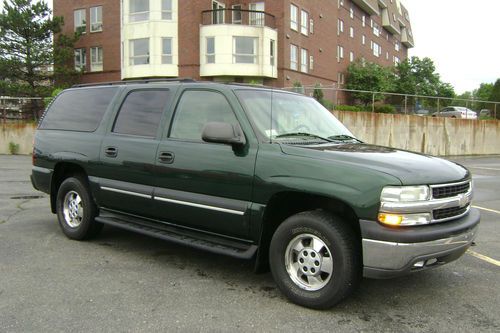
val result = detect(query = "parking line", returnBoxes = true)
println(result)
[472,205,500,215]
[469,166,500,171]
[467,250,500,267]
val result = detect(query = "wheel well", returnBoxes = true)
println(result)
[255,191,360,273]
[50,163,88,213]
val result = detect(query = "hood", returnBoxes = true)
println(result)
[280,143,469,185]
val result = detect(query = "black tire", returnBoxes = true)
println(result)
[56,176,102,240]
[269,210,361,309]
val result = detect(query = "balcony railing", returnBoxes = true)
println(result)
[201,9,276,29]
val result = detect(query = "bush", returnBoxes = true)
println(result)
[334,105,366,112]
[43,88,64,108]
[374,104,397,114]
[321,99,334,110]
[8,142,20,155]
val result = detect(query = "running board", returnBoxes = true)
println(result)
[95,211,258,260]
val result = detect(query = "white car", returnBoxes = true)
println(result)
[433,106,477,119]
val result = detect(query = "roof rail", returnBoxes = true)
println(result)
[72,78,196,88]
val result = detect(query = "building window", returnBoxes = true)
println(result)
[349,51,354,62]
[337,72,345,85]
[362,15,365,27]
[130,38,149,65]
[395,41,400,52]
[233,37,257,64]
[249,3,265,26]
[162,38,172,64]
[290,4,298,31]
[212,1,225,24]
[290,44,298,70]
[206,37,215,63]
[309,19,314,34]
[362,35,366,45]
[89,6,102,32]
[74,48,86,71]
[373,23,380,37]
[338,0,344,7]
[394,56,400,65]
[386,51,389,60]
[337,45,344,62]
[350,7,354,19]
[270,39,275,66]
[90,47,103,72]
[232,4,242,24]
[350,27,354,38]
[337,19,344,35]
[373,42,381,57]
[74,9,86,33]
[301,10,308,35]
[300,48,308,73]
[162,0,172,20]
[309,55,314,70]
[130,0,149,22]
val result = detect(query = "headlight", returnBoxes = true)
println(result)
[381,186,430,202]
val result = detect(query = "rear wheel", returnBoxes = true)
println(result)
[269,210,361,309]
[56,176,102,240]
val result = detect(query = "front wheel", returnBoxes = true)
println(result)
[56,176,102,240]
[269,210,361,309]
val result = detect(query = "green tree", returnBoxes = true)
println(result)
[0,0,79,96]
[313,83,324,102]
[489,79,500,119]
[346,60,396,105]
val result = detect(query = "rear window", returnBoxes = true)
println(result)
[39,87,118,131]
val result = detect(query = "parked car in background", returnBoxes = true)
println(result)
[432,106,477,119]
[479,109,491,118]
[414,109,430,117]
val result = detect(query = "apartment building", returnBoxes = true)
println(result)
[54,0,414,87]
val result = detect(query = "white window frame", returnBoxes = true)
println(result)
[301,10,308,36]
[74,9,86,33]
[309,55,314,70]
[90,46,103,72]
[129,38,150,65]
[362,35,366,45]
[300,48,308,73]
[130,0,149,22]
[90,6,102,32]
[162,0,173,20]
[212,1,225,24]
[74,48,86,71]
[395,41,400,52]
[206,37,215,64]
[309,18,314,34]
[270,39,275,66]
[337,45,344,62]
[373,42,381,57]
[349,51,354,62]
[350,7,354,19]
[290,4,298,31]
[373,23,380,37]
[162,38,173,64]
[249,3,265,26]
[232,4,242,24]
[349,26,354,38]
[290,44,298,70]
[362,15,365,27]
[337,19,344,35]
[233,36,258,64]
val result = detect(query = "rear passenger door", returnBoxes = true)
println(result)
[95,88,173,217]
[152,88,258,238]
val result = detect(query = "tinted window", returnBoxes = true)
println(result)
[170,90,238,141]
[113,90,170,137]
[40,87,118,131]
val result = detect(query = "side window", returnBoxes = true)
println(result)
[170,90,238,141]
[40,87,118,131]
[113,90,170,137]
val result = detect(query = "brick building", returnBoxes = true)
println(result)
[54,0,414,87]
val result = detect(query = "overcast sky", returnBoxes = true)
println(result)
[404,0,500,94]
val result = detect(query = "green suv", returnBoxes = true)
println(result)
[31,80,480,309]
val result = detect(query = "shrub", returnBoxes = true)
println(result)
[374,104,397,114]
[321,99,334,110]
[8,142,20,155]
[334,105,366,112]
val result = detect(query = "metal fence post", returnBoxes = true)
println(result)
[372,93,375,113]
[437,98,440,114]
[495,103,498,119]
[404,95,408,114]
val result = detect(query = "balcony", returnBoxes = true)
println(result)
[381,8,400,35]
[351,0,380,16]
[401,27,414,48]
[200,9,278,79]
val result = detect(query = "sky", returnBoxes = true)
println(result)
[404,0,500,94]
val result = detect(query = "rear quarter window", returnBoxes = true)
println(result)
[39,87,118,132]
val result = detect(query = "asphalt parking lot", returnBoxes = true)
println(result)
[0,155,499,332]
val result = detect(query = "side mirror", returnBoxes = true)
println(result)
[202,122,246,146]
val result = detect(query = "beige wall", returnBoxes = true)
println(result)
[2,114,500,156]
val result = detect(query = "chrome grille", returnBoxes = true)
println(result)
[433,205,469,221]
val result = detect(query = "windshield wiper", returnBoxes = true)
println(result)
[328,134,362,143]
[275,132,334,142]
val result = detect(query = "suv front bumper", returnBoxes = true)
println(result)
[361,208,480,279]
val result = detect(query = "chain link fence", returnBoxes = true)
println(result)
[0,97,45,125]
[283,86,500,120]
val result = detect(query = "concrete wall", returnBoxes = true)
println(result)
[1,113,500,156]
[333,111,500,156]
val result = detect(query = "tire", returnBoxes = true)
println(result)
[269,210,361,309]
[56,176,102,240]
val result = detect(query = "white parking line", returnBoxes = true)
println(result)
[468,166,500,171]
[467,250,500,267]
[472,205,500,215]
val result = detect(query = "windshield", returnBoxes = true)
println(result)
[235,89,355,143]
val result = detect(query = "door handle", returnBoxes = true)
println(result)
[158,151,174,164]
[104,146,118,158]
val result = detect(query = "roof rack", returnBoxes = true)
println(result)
[72,78,196,88]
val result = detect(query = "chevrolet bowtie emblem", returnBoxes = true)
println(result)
[458,194,469,207]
